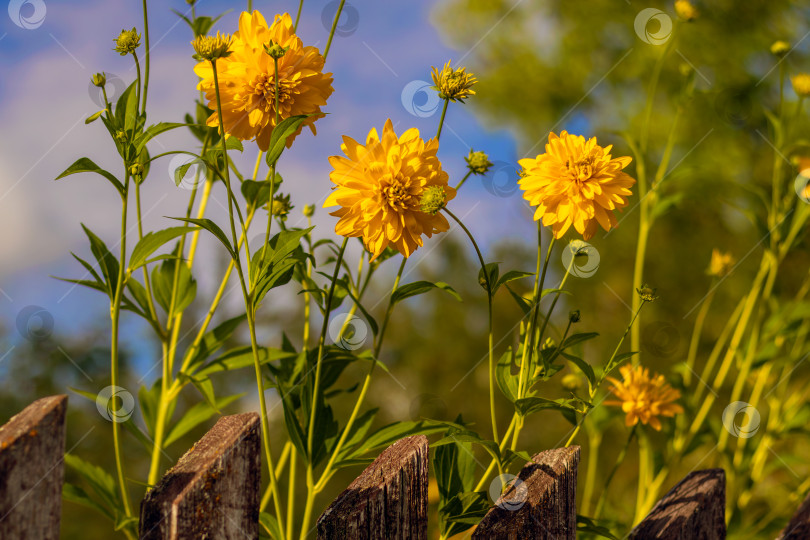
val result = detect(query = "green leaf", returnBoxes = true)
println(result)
[63,483,114,522]
[259,512,283,540]
[151,258,197,316]
[64,454,119,512]
[251,228,313,306]
[186,314,247,372]
[352,420,452,457]
[56,158,124,196]
[164,394,243,447]
[561,332,599,350]
[505,284,532,315]
[194,345,279,378]
[135,122,189,154]
[138,381,162,438]
[80,224,120,299]
[171,217,236,259]
[129,227,198,272]
[391,281,462,305]
[514,396,579,417]
[241,177,277,208]
[334,408,378,461]
[85,110,105,124]
[114,80,138,132]
[477,262,499,292]
[496,270,534,290]
[433,430,501,463]
[495,349,520,403]
[561,352,596,389]
[577,515,619,540]
[265,114,313,167]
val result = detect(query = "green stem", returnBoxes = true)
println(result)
[110,178,133,518]
[594,425,636,518]
[141,0,150,113]
[443,207,498,444]
[322,0,345,61]
[634,429,651,524]
[300,238,349,538]
[436,99,449,141]
[294,0,304,31]
[454,170,472,191]
[315,257,407,492]
[212,59,285,537]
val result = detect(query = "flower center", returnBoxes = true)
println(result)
[565,155,596,183]
[379,173,415,213]
[245,70,298,118]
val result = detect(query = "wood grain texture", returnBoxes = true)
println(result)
[139,412,261,540]
[0,394,67,540]
[630,468,725,540]
[472,445,580,540]
[777,489,810,539]
[317,435,429,540]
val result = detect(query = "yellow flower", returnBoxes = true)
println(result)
[707,249,735,278]
[605,365,683,431]
[194,12,334,151]
[674,0,698,21]
[791,74,810,98]
[431,61,477,102]
[518,131,635,240]
[192,32,233,61]
[325,119,456,260]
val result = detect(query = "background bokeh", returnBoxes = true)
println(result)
[2,0,810,538]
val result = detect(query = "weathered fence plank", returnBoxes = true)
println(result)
[630,468,725,539]
[472,445,580,540]
[0,394,67,540]
[317,434,429,540]
[777,490,810,539]
[139,412,261,540]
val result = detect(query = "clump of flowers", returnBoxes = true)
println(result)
[194,12,334,150]
[431,61,477,102]
[518,131,636,240]
[605,364,683,430]
[324,119,456,259]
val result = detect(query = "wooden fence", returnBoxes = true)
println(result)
[1,395,808,538]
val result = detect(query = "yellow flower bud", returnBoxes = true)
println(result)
[191,32,233,61]
[706,249,735,278]
[636,284,659,303]
[792,74,810,98]
[303,204,316,218]
[674,0,698,21]
[431,61,477,102]
[771,40,790,57]
[91,73,106,88]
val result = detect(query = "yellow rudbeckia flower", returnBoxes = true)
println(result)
[325,119,456,260]
[519,131,635,240]
[194,12,334,150]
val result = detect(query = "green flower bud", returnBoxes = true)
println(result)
[419,186,447,215]
[113,27,141,56]
[91,73,106,88]
[465,149,493,176]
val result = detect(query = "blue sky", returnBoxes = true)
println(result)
[0,0,541,367]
